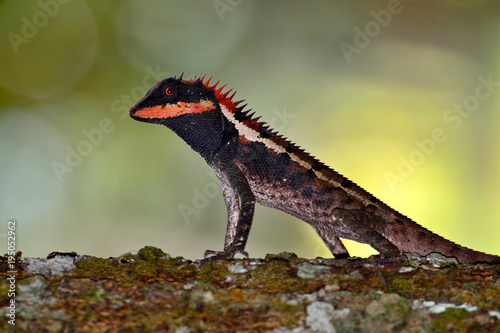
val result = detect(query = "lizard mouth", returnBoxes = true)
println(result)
[130,100,216,121]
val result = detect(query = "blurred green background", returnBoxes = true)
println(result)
[1,1,499,260]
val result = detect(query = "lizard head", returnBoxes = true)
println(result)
[128,75,220,124]
[129,74,239,161]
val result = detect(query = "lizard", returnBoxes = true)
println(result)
[128,74,500,265]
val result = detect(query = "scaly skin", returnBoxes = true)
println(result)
[129,74,500,264]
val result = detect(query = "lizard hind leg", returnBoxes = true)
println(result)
[314,228,351,259]
[330,208,400,258]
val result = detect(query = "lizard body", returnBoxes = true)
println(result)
[129,75,500,264]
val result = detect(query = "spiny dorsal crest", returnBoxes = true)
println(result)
[184,74,295,149]
[183,74,404,217]
[184,75,336,181]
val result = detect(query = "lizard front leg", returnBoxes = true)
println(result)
[205,162,255,259]
[330,208,400,258]
[212,169,240,250]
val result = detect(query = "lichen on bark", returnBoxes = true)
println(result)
[0,247,499,332]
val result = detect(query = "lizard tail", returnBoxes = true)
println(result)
[384,217,500,265]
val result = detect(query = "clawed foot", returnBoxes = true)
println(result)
[369,252,406,263]
[204,247,249,260]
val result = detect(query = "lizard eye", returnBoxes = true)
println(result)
[165,87,174,96]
